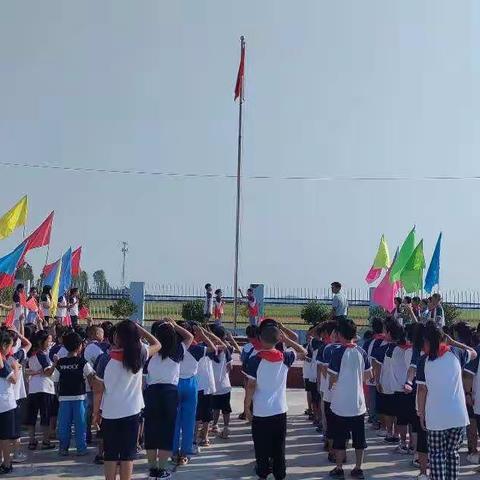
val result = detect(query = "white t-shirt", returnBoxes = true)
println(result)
[375,343,410,393]
[146,343,185,386]
[332,293,348,317]
[0,361,16,413]
[96,343,149,419]
[465,349,480,416]
[416,346,471,431]
[68,298,79,317]
[9,348,27,401]
[28,351,55,395]
[319,343,342,402]
[197,348,217,395]
[179,344,207,379]
[245,350,296,417]
[212,348,233,396]
[84,341,107,393]
[56,296,68,318]
[328,344,371,417]
[40,295,51,317]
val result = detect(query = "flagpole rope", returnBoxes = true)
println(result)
[1,161,480,182]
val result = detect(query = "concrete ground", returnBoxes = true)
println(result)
[9,388,480,479]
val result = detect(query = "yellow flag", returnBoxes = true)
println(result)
[50,261,62,316]
[0,196,28,240]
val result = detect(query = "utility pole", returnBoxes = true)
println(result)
[121,241,128,287]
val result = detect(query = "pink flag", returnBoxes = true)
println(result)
[79,307,90,319]
[63,315,72,327]
[373,270,401,312]
[365,266,382,284]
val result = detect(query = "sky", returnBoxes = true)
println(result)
[0,1,479,292]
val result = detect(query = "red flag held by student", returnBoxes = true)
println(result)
[19,292,28,308]
[25,297,38,312]
[234,37,245,101]
[63,315,72,327]
[79,306,90,319]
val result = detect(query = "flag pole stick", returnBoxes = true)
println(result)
[233,36,245,334]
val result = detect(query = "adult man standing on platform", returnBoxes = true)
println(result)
[331,282,348,320]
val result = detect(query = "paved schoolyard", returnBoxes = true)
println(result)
[9,389,480,479]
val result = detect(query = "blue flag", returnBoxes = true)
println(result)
[0,241,27,275]
[43,259,60,287]
[59,248,72,296]
[424,233,442,293]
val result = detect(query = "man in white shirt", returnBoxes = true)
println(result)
[331,282,348,320]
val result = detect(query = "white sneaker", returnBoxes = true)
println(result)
[467,453,479,464]
[395,444,410,454]
[376,430,387,437]
[416,475,429,480]
[157,470,172,479]
[12,452,27,463]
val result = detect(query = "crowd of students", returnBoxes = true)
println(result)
[1,286,480,480]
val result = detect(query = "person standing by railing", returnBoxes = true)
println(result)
[239,288,259,326]
[331,282,348,320]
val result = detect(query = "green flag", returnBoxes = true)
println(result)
[390,228,416,282]
[400,240,426,293]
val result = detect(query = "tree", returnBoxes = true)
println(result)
[15,263,34,283]
[109,298,137,319]
[182,300,205,323]
[93,270,110,293]
[73,271,89,293]
[301,301,331,326]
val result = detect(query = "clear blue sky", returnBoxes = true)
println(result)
[0,1,478,291]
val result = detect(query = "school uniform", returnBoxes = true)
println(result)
[245,349,296,480]
[196,346,216,424]
[416,346,471,479]
[371,341,396,417]
[144,343,184,451]
[327,344,371,451]
[68,297,79,328]
[12,292,24,330]
[56,296,68,322]
[465,349,480,437]
[8,347,27,439]
[361,335,385,422]
[211,347,233,414]
[318,343,342,441]
[54,356,94,453]
[213,297,224,325]
[173,344,207,455]
[26,350,55,427]
[95,344,148,461]
[0,360,18,441]
[40,295,51,324]
[247,296,259,326]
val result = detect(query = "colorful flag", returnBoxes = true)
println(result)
[79,306,90,319]
[400,240,426,293]
[234,37,245,101]
[59,248,72,295]
[24,212,53,252]
[424,233,442,293]
[63,315,72,327]
[0,196,28,241]
[43,259,60,287]
[365,235,390,284]
[71,247,82,277]
[42,261,56,278]
[390,228,416,283]
[50,261,62,317]
[19,291,28,308]
[0,242,28,288]
[25,297,38,312]
[373,249,401,312]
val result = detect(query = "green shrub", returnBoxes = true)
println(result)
[109,298,137,319]
[443,303,461,327]
[181,300,205,323]
[368,305,387,324]
[301,301,331,326]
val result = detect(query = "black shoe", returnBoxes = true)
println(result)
[0,464,13,475]
[350,468,365,479]
[94,455,104,465]
[384,436,400,444]
[148,467,159,480]
[41,442,56,450]
[329,467,345,479]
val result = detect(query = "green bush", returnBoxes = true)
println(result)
[182,300,205,323]
[443,303,461,327]
[368,305,387,324]
[109,298,137,319]
[301,301,331,326]
[0,287,14,306]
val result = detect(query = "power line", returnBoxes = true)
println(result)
[1,160,480,182]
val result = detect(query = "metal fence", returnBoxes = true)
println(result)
[84,284,480,327]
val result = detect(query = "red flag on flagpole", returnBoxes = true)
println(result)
[71,247,82,277]
[234,37,245,101]
[19,212,54,265]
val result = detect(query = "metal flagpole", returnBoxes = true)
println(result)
[233,36,245,333]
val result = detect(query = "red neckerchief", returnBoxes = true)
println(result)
[374,334,385,340]
[257,349,283,362]
[251,339,263,351]
[341,341,356,349]
[110,349,123,361]
[437,343,451,357]
[191,339,198,346]
[398,342,412,350]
